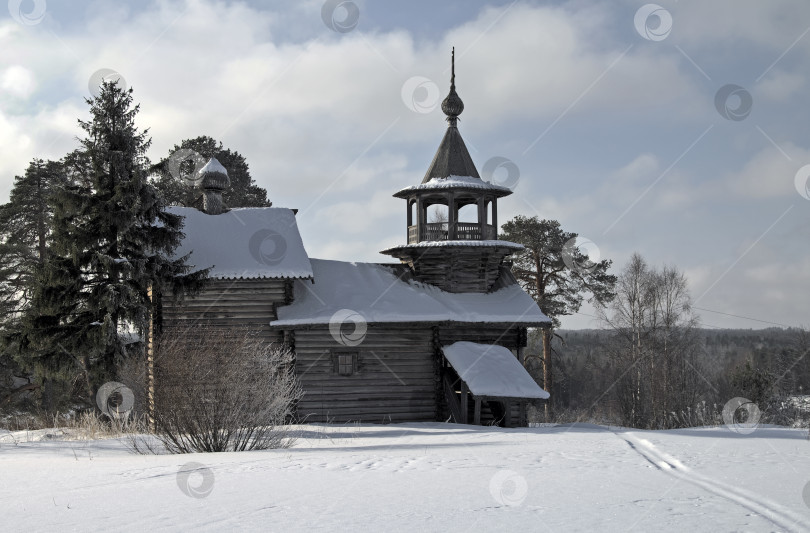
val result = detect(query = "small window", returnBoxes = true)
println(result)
[332,352,357,376]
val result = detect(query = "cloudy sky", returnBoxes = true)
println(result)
[1,0,809,330]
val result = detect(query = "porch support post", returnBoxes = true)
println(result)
[517,345,527,426]
[460,381,469,424]
[474,398,482,425]
[519,400,527,428]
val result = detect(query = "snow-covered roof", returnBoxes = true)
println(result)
[442,342,549,399]
[381,239,524,253]
[168,206,313,280]
[271,259,549,326]
[199,158,228,176]
[395,175,513,196]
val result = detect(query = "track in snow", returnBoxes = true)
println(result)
[618,432,809,532]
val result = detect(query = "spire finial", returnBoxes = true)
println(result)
[441,47,464,126]
[451,47,455,88]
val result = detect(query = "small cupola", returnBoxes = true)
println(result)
[380,49,523,293]
[198,157,230,215]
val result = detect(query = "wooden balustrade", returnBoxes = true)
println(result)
[407,223,496,243]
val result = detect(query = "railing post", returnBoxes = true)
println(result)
[416,196,425,243]
[492,198,498,238]
[477,197,485,240]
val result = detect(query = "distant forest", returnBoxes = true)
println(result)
[526,327,809,427]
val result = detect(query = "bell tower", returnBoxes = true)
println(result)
[380,49,522,293]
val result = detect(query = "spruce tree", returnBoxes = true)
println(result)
[17,81,207,403]
[150,135,271,208]
[501,216,617,421]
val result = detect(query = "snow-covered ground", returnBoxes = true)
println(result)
[2,423,809,532]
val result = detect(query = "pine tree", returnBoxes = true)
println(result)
[0,159,66,408]
[16,81,208,404]
[150,135,271,208]
[0,159,65,323]
[501,216,616,421]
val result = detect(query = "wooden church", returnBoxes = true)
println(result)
[159,53,550,426]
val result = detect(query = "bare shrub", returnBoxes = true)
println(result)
[128,326,301,453]
[765,396,810,428]
[663,401,723,429]
[0,408,147,443]
[527,404,624,427]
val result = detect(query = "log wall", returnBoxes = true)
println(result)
[290,326,437,423]
[286,324,527,424]
[382,246,516,293]
[437,325,525,349]
[160,278,533,426]
[161,278,290,345]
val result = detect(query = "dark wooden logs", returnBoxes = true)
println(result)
[381,244,516,293]
[289,326,436,423]
[161,278,289,345]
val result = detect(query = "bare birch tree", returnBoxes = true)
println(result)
[599,253,704,428]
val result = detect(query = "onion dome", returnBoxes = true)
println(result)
[198,158,229,215]
[441,47,464,125]
[199,157,230,191]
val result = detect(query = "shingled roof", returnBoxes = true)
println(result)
[422,125,481,182]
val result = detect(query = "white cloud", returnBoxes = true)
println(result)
[1,65,36,98]
[610,153,660,184]
[0,1,808,329]
[693,253,810,329]
[756,69,805,102]
[671,0,810,51]
[0,100,84,197]
[0,0,706,190]
[727,143,810,199]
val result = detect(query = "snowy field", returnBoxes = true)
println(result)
[2,423,810,532]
